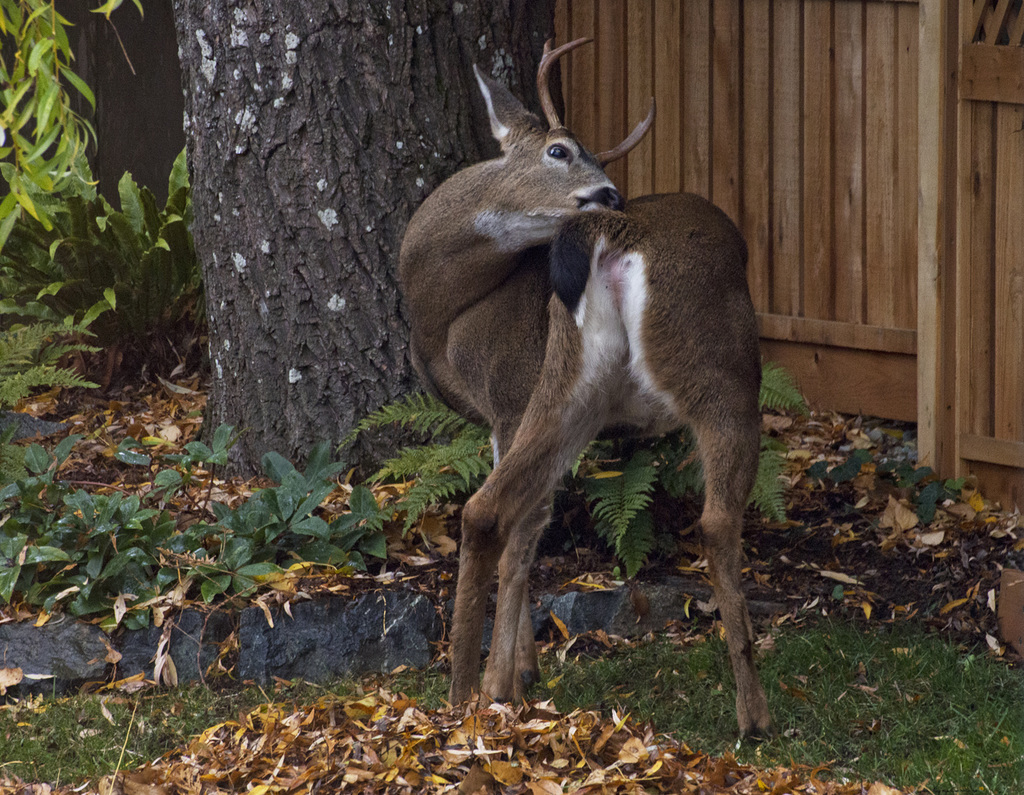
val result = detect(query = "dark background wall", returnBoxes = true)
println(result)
[64,0,185,203]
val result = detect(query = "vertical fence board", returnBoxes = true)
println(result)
[555,2,573,122]
[712,0,742,221]
[772,0,803,317]
[626,0,655,198]
[959,100,997,439]
[896,3,920,330]
[597,2,627,189]
[803,0,834,321]
[568,0,596,150]
[742,0,773,314]
[683,0,712,198]
[653,0,682,193]
[993,103,1024,441]
[864,2,898,328]
[833,1,865,324]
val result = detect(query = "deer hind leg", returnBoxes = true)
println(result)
[449,499,506,703]
[693,420,773,738]
[480,501,549,700]
[454,385,603,703]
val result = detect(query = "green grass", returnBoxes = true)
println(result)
[1,621,1020,793]
[545,620,1024,792]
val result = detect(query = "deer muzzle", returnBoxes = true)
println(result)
[577,186,624,212]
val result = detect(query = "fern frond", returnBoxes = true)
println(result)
[0,324,98,410]
[373,425,491,483]
[584,450,658,575]
[759,361,808,414]
[396,471,468,532]
[749,447,786,523]
[365,416,492,533]
[614,509,654,578]
[343,392,480,447]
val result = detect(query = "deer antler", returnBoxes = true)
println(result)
[537,37,592,129]
[597,99,656,165]
[537,37,655,162]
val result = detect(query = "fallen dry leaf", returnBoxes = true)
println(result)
[0,666,24,695]
[879,495,918,533]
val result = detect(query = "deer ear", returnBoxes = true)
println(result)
[473,65,536,145]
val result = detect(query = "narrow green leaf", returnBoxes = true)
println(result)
[27,39,50,76]
[62,67,95,109]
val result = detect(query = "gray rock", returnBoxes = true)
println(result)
[116,610,233,684]
[0,412,67,441]
[549,588,629,635]
[238,591,441,684]
[0,618,109,694]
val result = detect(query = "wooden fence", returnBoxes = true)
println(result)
[555,0,1024,509]
[953,0,1024,506]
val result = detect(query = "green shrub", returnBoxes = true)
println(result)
[0,427,387,628]
[0,149,203,378]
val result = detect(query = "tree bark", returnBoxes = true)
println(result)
[172,0,555,473]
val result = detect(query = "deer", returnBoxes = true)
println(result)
[398,38,772,738]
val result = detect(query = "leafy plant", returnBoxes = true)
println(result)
[0,0,141,249]
[808,451,966,525]
[0,149,203,376]
[583,449,659,577]
[0,427,388,628]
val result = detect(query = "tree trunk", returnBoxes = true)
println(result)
[172,0,555,474]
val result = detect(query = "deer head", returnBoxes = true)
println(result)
[464,38,653,251]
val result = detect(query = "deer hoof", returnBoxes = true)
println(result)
[739,721,775,741]
[519,668,539,691]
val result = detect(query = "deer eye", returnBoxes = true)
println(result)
[547,144,570,160]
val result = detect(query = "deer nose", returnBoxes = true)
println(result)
[580,186,624,211]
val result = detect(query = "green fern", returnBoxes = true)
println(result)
[343,391,478,447]
[348,392,492,532]
[1,322,98,486]
[750,442,787,523]
[583,450,659,577]
[760,361,808,414]
[0,323,98,410]
[749,360,805,521]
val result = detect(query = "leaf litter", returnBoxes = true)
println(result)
[2,689,902,795]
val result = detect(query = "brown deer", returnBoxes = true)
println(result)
[399,38,771,737]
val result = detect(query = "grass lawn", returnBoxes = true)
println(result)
[2,619,1019,793]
